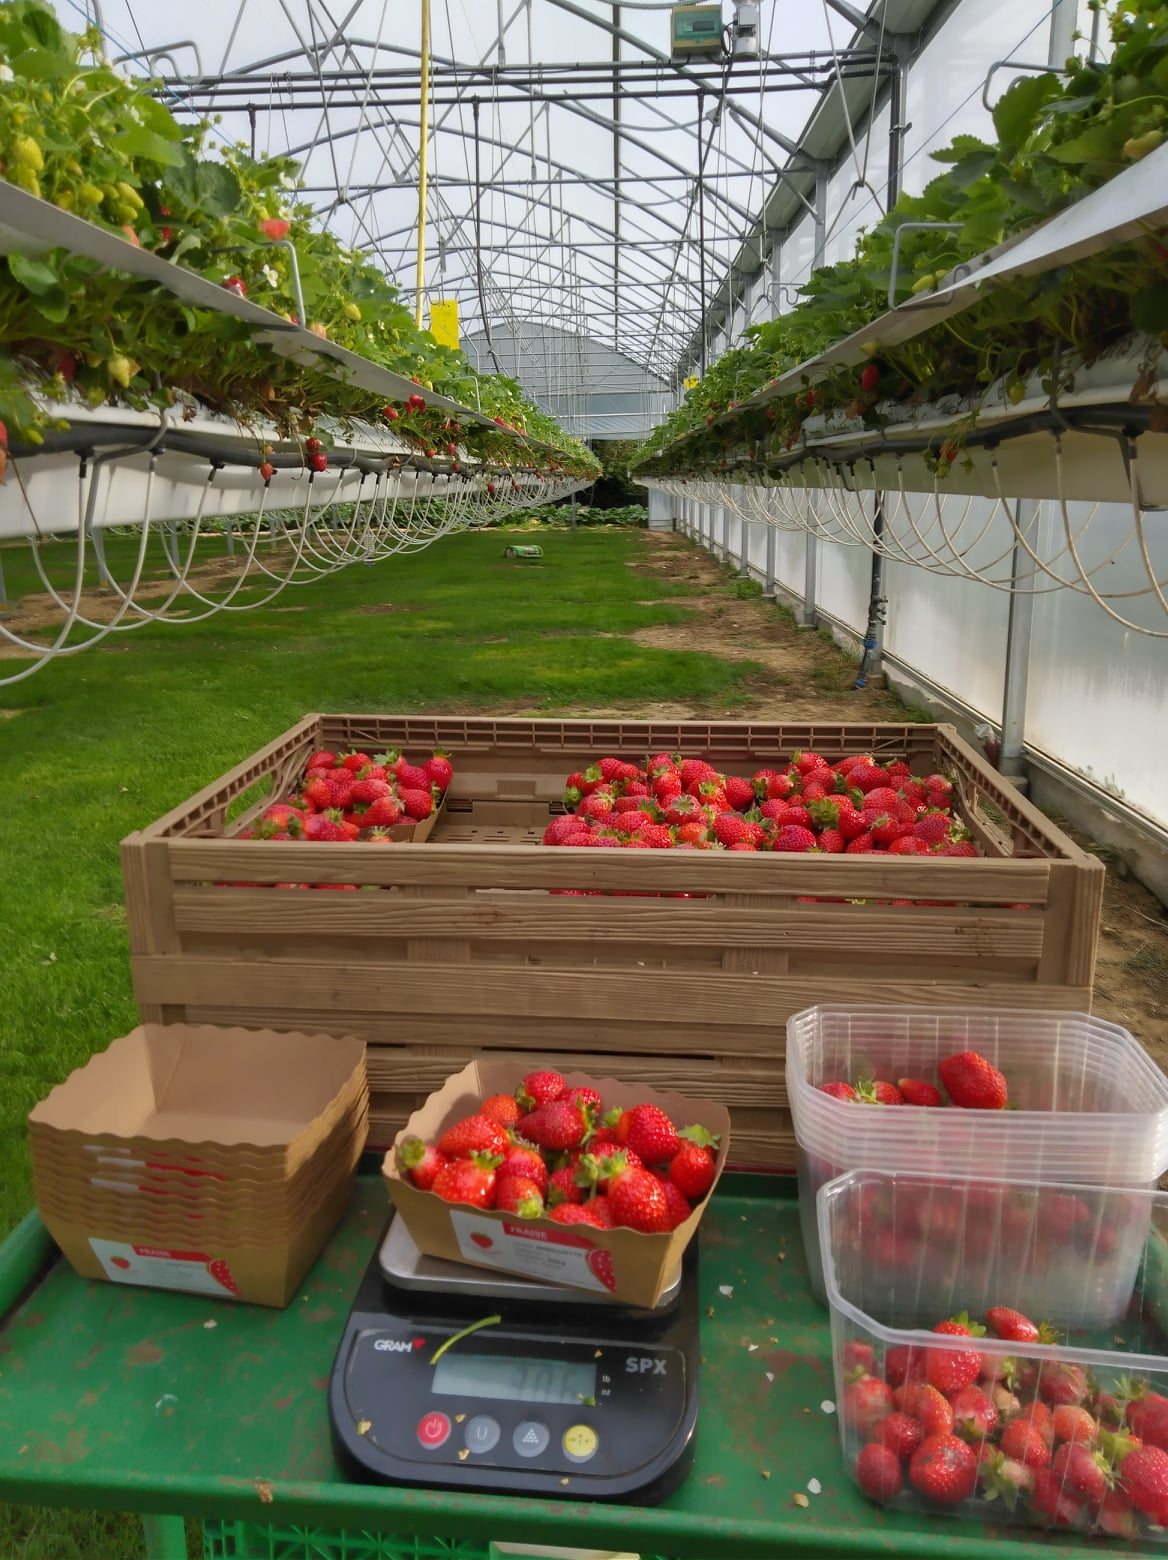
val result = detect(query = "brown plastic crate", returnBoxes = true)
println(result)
[121,715,1104,1170]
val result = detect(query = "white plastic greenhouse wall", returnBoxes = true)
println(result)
[682,0,1166,840]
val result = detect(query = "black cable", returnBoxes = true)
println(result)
[472,97,505,376]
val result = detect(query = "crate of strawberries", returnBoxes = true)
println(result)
[384,1062,730,1309]
[236,745,453,847]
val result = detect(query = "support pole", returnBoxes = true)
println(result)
[1000,503,1038,778]
[721,505,729,562]
[415,0,432,328]
[854,49,906,686]
[801,165,828,628]
[764,520,776,598]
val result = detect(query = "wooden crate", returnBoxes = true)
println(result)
[121,715,1104,1170]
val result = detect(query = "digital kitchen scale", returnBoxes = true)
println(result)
[329,1215,700,1503]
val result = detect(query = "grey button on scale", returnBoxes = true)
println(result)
[465,1414,501,1454]
[513,1419,550,1458]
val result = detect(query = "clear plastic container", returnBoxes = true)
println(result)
[788,1005,1168,1301]
[818,1168,1168,1539]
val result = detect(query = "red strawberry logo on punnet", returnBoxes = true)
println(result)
[471,1233,494,1250]
[588,1250,617,1292]
[207,1259,240,1295]
[413,1338,426,1350]
[110,1256,132,1269]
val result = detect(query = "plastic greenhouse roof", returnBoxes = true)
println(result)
[51,1,947,386]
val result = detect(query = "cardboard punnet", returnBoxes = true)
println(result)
[28,1023,369,1306]
[28,1024,366,1163]
[382,1061,730,1309]
[37,1172,354,1307]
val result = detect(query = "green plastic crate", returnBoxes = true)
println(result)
[203,1522,676,1560]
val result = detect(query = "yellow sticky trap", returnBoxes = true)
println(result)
[429,299,459,349]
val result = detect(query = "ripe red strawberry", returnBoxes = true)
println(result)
[577,793,615,823]
[816,828,845,854]
[1126,1392,1168,1449]
[985,1306,1040,1343]
[949,1386,998,1441]
[1051,1441,1110,1505]
[843,1340,876,1374]
[549,1202,609,1228]
[306,749,337,771]
[652,1173,693,1230]
[887,836,929,855]
[363,794,404,828]
[855,1442,902,1503]
[350,775,390,805]
[399,787,434,821]
[860,362,881,394]
[668,1127,720,1200]
[897,1078,943,1107]
[577,1143,643,1190]
[845,833,878,854]
[303,812,347,841]
[639,823,675,849]
[855,1079,904,1106]
[560,1084,602,1112]
[818,1081,857,1102]
[844,1377,894,1435]
[713,812,761,848]
[498,1143,547,1193]
[849,762,889,794]
[1052,1406,1099,1447]
[877,1411,924,1460]
[912,812,954,847]
[481,1093,523,1129]
[1121,1445,1168,1524]
[437,1113,510,1158]
[1030,1468,1083,1526]
[867,811,910,847]
[304,774,333,810]
[664,794,702,827]
[523,1100,589,1152]
[926,1320,984,1395]
[835,803,870,840]
[999,1418,1051,1469]
[340,752,371,772]
[1024,1400,1056,1446]
[862,787,902,814]
[1096,1490,1137,1537]
[945,841,979,857]
[1038,1362,1089,1407]
[393,761,431,791]
[884,1346,925,1390]
[894,1384,953,1437]
[724,775,756,811]
[773,824,817,853]
[679,757,718,789]
[397,1137,448,1190]
[517,1070,565,1109]
[431,1152,502,1208]
[547,1166,585,1206]
[496,1176,545,1218]
[939,1050,1008,1110]
[607,1165,672,1232]
[908,1434,978,1504]
[616,1104,680,1165]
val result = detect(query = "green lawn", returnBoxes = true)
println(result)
[0,526,763,1560]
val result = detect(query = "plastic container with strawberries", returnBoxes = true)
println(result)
[819,1167,1168,1540]
[787,1004,1168,1303]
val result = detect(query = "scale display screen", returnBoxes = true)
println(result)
[432,1352,596,1406]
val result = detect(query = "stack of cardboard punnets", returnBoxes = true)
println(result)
[28,1024,368,1307]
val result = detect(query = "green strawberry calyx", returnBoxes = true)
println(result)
[678,1123,720,1150]
[397,1135,429,1171]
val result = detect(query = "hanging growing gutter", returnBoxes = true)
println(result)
[0,178,542,441]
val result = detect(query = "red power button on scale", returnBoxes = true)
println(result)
[417,1411,451,1450]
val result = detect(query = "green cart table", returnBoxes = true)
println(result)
[0,1176,1156,1560]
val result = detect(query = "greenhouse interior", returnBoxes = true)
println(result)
[2,0,1168,1556]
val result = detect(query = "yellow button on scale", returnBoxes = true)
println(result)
[562,1423,599,1463]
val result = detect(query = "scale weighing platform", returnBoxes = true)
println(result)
[329,1215,700,1503]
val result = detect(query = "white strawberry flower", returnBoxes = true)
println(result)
[261,264,279,288]
[0,64,13,82]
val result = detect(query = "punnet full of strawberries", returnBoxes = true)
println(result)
[239,747,453,844]
[396,1068,721,1233]
[819,1049,1009,1109]
[845,1302,1168,1537]
[542,748,976,858]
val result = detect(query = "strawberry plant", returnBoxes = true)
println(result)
[632,0,1168,479]
[0,1,598,479]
